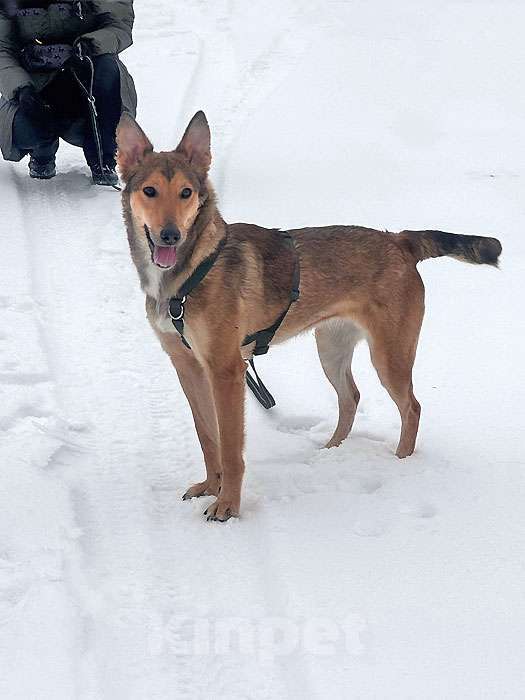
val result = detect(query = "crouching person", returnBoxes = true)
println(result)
[0,0,137,185]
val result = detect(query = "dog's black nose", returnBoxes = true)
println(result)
[160,227,181,245]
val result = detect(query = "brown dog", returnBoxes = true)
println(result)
[116,111,502,522]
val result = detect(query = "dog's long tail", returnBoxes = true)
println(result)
[399,230,502,267]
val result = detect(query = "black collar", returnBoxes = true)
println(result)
[168,236,227,347]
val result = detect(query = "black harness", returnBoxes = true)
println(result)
[168,231,300,409]
[168,236,227,349]
[241,232,300,356]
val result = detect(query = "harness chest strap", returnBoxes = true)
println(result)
[168,236,228,349]
[168,231,301,408]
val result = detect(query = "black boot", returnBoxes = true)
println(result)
[90,160,119,187]
[29,155,56,179]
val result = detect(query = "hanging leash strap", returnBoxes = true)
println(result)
[70,46,121,191]
[168,231,300,409]
[245,359,276,409]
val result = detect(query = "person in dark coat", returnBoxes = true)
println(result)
[0,0,137,184]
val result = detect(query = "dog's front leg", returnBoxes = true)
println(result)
[157,331,222,499]
[203,353,246,522]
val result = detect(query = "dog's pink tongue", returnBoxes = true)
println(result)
[154,245,177,268]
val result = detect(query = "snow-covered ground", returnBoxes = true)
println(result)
[1,1,524,697]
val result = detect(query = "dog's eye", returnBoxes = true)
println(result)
[143,186,157,198]
[180,187,192,199]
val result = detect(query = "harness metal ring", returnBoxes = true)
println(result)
[169,296,186,321]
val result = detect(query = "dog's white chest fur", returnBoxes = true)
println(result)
[143,263,165,300]
[142,264,177,335]
[154,309,177,335]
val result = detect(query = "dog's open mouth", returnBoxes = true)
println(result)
[145,226,177,269]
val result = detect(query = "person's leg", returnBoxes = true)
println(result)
[12,105,59,162]
[12,71,85,177]
[42,70,86,123]
[82,54,122,167]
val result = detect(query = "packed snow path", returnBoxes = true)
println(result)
[1,2,524,698]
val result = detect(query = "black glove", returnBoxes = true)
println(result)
[17,85,52,119]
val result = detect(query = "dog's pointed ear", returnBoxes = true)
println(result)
[174,111,211,175]
[116,113,153,181]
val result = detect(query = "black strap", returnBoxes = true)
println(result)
[168,237,227,348]
[169,231,300,410]
[70,49,121,191]
[243,231,300,407]
[245,359,275,409]
[179,237,227,298]
[242,232,300,356]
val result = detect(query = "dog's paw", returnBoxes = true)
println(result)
[324,437,344,449]
[204,497,239,522]
[182,479,220,500]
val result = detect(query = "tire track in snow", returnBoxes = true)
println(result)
[149,1,329,695]
[151,1,329,695]
[12,170,111,699]
[1,166,85,699]
[132,3,318,695]
[211,1,321,193]
[166,0,323,191]
[12,171,180,698]
[12,163,267,697]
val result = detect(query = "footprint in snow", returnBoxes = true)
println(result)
[400,503,437,519]
[336,472,383,495]
[353,519,388,538]
[353,430,386,444]
[359,477,383,494]
[276,415,325,435]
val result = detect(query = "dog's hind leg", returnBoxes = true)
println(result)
[315,319,364,448]
[366,287,423,458]
[368,337,421,458]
